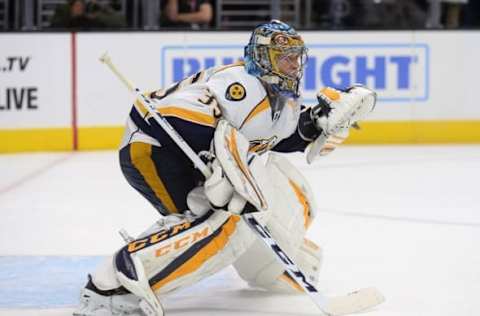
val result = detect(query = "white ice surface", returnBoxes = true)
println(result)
[1,145,479,315]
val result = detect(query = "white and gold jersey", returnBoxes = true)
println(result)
[121,63,305,155]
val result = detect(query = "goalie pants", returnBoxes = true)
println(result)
[119,142,203,216]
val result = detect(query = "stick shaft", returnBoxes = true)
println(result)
[243,213,330,312]
[100,53,135,92]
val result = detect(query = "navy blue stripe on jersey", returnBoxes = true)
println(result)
[129,105,215,155]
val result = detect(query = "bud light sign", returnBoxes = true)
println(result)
[161,43,429,103]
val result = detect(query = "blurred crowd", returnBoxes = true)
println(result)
[312,0,480,29]
[0,0,479,31]
[49,0,126,28]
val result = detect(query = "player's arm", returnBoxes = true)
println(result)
[271,105,318,153]
[273,85,376,155]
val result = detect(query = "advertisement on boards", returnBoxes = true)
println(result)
[161,42,429,105]
[0,34,71,129]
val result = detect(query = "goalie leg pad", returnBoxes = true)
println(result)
[233,154,322,293]
[114,210,257,296]
[80,210,260,315]
[267,153,318,224]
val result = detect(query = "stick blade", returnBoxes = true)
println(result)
[324,287,385,316]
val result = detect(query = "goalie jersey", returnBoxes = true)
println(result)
[121,62,311,157]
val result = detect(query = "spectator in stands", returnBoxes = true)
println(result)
[426,0,469,28]
[311,0,362,29]
[363,0,427,29]
[463,0,480,27]
[50,0,126,29]
[443,0,468,28]
[161,0,214,29]
[310,0,427,30]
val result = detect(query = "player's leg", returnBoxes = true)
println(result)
[75,120,282,315]
[74,210,257,316]
[74,215,189,316]
[119,142,200,215]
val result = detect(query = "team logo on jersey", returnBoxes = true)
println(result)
[226,82,246,101]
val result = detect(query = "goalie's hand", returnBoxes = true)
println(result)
[204,160,247,214]
[312,85,376,136]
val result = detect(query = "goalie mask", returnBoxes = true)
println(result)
[244,20,307,98]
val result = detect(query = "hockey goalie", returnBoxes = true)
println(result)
[74,20,377,316]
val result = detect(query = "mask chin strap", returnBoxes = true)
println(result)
[261,74,300,99]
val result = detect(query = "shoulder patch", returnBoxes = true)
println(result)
[226,82,246,101]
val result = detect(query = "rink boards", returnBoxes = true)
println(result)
[1,31,479,152]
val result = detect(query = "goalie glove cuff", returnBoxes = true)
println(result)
[297,107,322,142]
[298,88,338,141]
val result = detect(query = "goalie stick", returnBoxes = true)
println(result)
[99,52,385,316]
